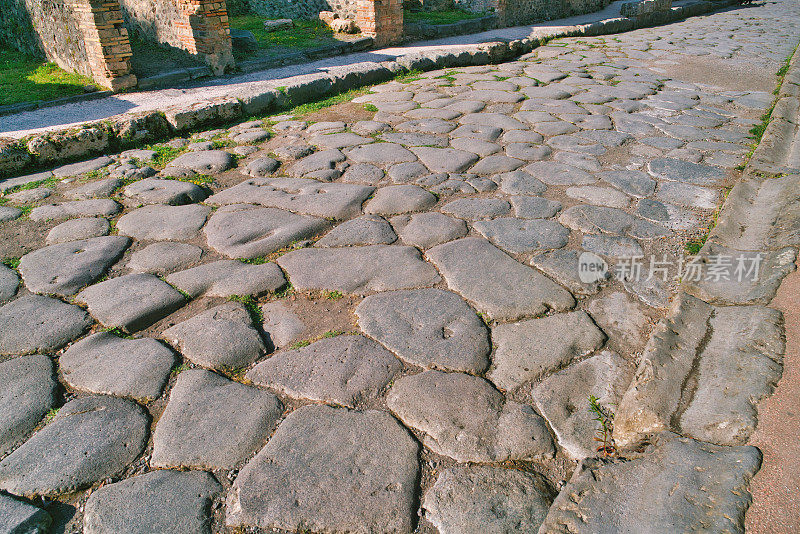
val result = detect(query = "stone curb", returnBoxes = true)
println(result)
[0,0,736,180]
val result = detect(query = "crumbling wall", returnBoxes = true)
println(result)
[242,0,358,20]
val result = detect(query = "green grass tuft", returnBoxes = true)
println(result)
[228,294,264,324]
[404,8,484,25]
[1,257,20,270]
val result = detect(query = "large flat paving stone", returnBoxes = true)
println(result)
[66,177,124,200]
[390,212,467,249]
[529,249,607,296]
[30,199,121,221]
[227,404,419,533]
[363,185,437,215]
[533,351,632,460]
[19,236,130,297]
[123,178,207,206]
[162,302,266,370]
[647,157,727,185]
[116,204,212,241]
[586,291,650,353]
[524,161,595,186]
[166,260,286,298]
[0,355,57,456]
[488,311,606,392]
[316,215,397,247]
[559,205,670,239]
[152,369,283,470]
[84,470,221,534]
[165,150,234,174]
[260,301,306,349]
[0,493,52,534]
[440,198,511,219]
[473,218,570,253]
[247,335,401,408]
[46,217,110,244]
[411,147,479,173]
[356,288,489,373]
[538,436,762,534]
[425,238,574,322]
[346,142,418,165]
[206,177,374,220]
[127,242,203,274]
[60,332,176,402]
[387,370,553,463]
[0,295,91,355]
[277,245,440,295]
[75,273,186,333]
[204,204,329,259]
[0,396,148,497]
[0,264,19,301]
[423,466,553,534]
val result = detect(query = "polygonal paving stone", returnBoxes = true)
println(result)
[204,204,329,259]
[0,396,148,497]
[152,369,282,470]
[656,181,719,209]
[52,156,113,177]
[60,332,175,401]
[127,242,203,274]
[244,157,280,177]
[426,238,574,322]
[387,370,554,463]
[83,470,221,534]
[0,295,91,356]
[227,405,419,533]
[29,199,121,221]
[460,113,527,131]
[66,178,124,200]
[388,161,429,183]
[363,185,437,215]
[286,149,345,177]
[346,142,417,165]
[0,355,56,456]
[277,245,440,295]
[412,147,479,173]
[473,218,570,253]
[0,493,52,534]
[510,196,563,219]
[356,288,490,373]
[162,302,266,370]
[524,161,595,185]
[505,142,552,161]
[75,273,186,333]
[380,132,448,148]
[19,236,130,297]
[538,436,762,533]
[440,198,511,220]
[316,215,397,247]
[449,137,501,156]
[206,177,374,220]
[341,163,385,184]
[260,301,306,349]
[530,249,608,296]
[0,206,21,222]
[116,204,212,241]
[488,311,606,392]
[166,260,286,298]
[497,170,547,195]
[247,335,401,407]
[123,178,207,205]
[582,234,644,257]
[423,466,553,534]
[469,155,525,175]
[396,118,456,134]
[390,212,467,249]
[0,264,19,301]
[450,124,502,141]
[587,291,651,353]
[46,217,110,244]
[7,187,52,203]
[533,351,632,460]
[310,132,371,149]
[599,170,657,198]
[559,205,670,239]
[547,134,606,155]
[165,150,234,174]
[566,186,631,208]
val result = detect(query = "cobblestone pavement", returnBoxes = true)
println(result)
[1,2,799,532]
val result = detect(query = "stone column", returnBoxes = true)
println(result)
[176,0,235,75]
[357,0,404,47]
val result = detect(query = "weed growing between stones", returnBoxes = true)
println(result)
[589,395,616,457]
[228,295,264,324]
[170,362,191,376]
[325,290,344,300]
[286,87,372,117]
[288,330,344,350]
[43,407,60,425]
[395,69,425,84]
[1,257,20,270]
[146,144,186,168]
[684,187,730,254]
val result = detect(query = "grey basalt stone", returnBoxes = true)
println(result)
[75,273,186,333]
[260,301,306,349]
[0,206,22,222]
[566,186,631,208]
[19,236,130,297]
[166,260,286,298]
[316,215,397,247]
[60,332,176,401]
[0,355,57,456]
[0,493,52,534]
[287,149,345,176]
[277,245,440,295]
[7,187,52,203]
[0,295,91,356]
[83,470,221,534]
[341,163,385,184]
[46,217,110,244]
[468,155,525,175]
[123,178,207,206]
[647,157,727,185]
[206,177,374,220]
[510,196,562,219]
[496,170,547,195]
[411,147,479,173]
[538,436,762,534]
[204,204,329,259]
[29,199,121,221]
[0,396,149,497]
[162,302,266,370]
[524,161,595,186]
[387,370,554,463]
[657,181,719,209]
[347,142,417,165]
[391,212,467,249]
[559,205,669,239]
[152,369,282,470]
[530,249,608,296]
[165,150,234,174]
[534,351,632,460]
[426,238,574,322]
[116,204,212,241]
[582,234,644,258]
[363,185,437,215]
[423,466,553,534]
[247,335,401,408]
[310,132,372,149]
[440,198,511,220]
[473,217,570,253]
[356,288,490,373]
[52,156,113,177]
[127,242,203,274]
[244,157,280,177]
[587,291,651,353]
[66,178,124,200]
[227,405,419,533]
[599,170,656,198]
[488,311,606,392]
[0,264,19,301]
[388,161,429,183]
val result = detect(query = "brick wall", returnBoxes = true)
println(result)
[357,0,403,45]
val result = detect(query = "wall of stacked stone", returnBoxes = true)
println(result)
[239,0,358,20]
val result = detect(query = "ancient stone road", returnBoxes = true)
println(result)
[1,2,799,532]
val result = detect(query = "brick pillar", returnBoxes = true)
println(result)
[357,0,404,47]
[71,0,137,91]
[176,0,235,75]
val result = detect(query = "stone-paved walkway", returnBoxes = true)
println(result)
[0,1,799,532]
